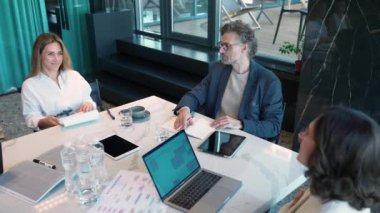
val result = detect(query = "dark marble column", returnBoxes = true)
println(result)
[293,0,380,151]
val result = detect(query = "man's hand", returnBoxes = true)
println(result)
[211,115,242,130]
[80,101,94,112]
[38,116,60,130]
[174,107,194,130]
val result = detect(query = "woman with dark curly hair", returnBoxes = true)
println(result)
[280,106,380,212]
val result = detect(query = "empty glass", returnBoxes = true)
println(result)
[156,127,170,143]
[120,108,133,127]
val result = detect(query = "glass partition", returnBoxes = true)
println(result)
[138,0,161,34]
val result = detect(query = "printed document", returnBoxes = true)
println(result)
[88,170,167,213]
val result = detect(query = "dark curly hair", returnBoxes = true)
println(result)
[306,106,380,210]
[221,20,258,58]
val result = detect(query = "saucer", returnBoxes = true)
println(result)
[132,110,151,123]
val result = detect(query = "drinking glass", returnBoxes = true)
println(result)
[75,137,98,205]
[60,145,77,197]
[156,127,170,143]
[89,139,109,192]
[120,109,133,127]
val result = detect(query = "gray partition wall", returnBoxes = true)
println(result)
[86,10,134,74]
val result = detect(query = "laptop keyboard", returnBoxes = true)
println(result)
[169,171,222,210]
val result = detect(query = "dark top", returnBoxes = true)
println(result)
[175,60,283,140]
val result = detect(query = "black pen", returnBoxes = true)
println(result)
[33,159,56,170]
[107,109,115,120]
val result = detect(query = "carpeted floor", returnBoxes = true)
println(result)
[0,92,33,142]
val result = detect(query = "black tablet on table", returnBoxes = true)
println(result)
[99,135,140,160]
[198,131,246,158]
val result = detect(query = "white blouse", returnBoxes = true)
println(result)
[279,188,370,213]
[21,70,95,129]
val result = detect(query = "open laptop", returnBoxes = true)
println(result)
[143,130,242,212]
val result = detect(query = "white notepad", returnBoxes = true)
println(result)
[59,110,99,127]
[162,117,215,141]
[0,161,64,204]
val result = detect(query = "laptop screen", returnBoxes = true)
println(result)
[143,130,200,199]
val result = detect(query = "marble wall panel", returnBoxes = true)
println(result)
[293,0,380,150]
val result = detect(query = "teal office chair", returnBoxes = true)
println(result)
[89,79,103,111]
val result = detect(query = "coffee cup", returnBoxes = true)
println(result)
[130,106,146,119]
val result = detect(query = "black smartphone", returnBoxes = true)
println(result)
[99,135,140,160]
[198,131,246,158]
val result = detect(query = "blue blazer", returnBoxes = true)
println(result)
[175,60,283,139]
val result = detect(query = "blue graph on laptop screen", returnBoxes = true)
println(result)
[144,131,200,198]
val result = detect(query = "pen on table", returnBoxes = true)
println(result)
[33,159,56,170]
[107,109,115,120]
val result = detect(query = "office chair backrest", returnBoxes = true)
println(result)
[89,79,102,111]
[267,102,286,144]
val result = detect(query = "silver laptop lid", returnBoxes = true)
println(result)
[143,130,201,200]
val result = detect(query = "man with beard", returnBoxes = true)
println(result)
[173,20,283,141]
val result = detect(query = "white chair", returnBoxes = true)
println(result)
[222,0,261,29]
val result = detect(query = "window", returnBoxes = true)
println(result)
[133,0,306,62]
[135,0,219,47]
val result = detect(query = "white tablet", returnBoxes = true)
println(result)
[99,135,140,160]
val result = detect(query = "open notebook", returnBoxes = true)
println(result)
[161,116,215,141]
[0,161,64,204]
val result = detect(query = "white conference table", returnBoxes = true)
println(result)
[1,96,306,213]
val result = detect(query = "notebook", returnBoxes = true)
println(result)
[0,161,64,204]
[59,110,99,127]
[161,116,215,141]
[143,130,242,212]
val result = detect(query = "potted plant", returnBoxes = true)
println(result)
[279,41,303,74]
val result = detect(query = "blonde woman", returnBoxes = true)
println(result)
[22,33,95,130]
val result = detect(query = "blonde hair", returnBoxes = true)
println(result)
[28,33,72,78]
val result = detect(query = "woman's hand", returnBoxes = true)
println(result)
[80,101,94,112]
[38,116,60,130]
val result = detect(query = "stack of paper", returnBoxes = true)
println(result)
[162,116,215,141]
[0,161,64,204]
[88,170,167,213]
[59,110,99,127]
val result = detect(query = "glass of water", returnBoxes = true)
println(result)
[60,145,77,197]
[89,139,109,192]
[75,137,98,205]
[120,108,133,127]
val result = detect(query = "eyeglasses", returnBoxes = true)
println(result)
[217,41,241,51]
